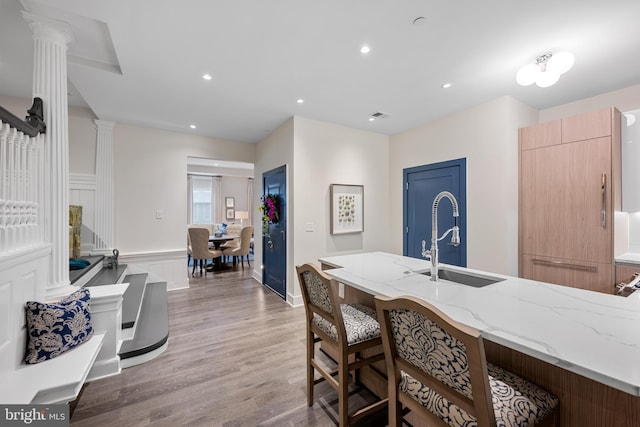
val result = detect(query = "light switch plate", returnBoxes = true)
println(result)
[305,222,314,232]
[155,209,163,219]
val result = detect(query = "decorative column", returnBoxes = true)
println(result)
[22,11,75,296]
[93,120,115,254]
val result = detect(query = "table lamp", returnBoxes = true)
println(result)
[236,210,249,224]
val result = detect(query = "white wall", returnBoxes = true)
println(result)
[540,83,640,123]
[113,123,255,289]
[291,117,390,303]
[113,123,255,253]
[254,116,390,306]
[254,118,294,292]
[68,107,98,175]
[389,96,538,276]
[221,176,251,216]
[0,95,97,175]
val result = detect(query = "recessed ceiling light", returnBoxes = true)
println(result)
[202,74,212,80]
[369,117,375,122]
[297,99,304,104]
[441,83,452,89]
[189,124,196,129]
[360,45,370,54]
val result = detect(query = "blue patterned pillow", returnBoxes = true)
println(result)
[24,288,94,364]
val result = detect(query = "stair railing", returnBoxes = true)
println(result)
[0,98,46,253]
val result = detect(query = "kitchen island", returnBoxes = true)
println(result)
[319,251,640,426]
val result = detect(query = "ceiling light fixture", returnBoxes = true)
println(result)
[516,51,574,88]
[202,74,212,80]
[441,83,452,89]
[360,45,370,54]
[189,124,196,129]
[297,99,304,104]
[368,117,375,122]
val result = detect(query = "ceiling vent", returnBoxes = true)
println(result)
[370,111,391,120]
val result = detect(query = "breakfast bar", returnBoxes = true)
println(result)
[319,251,640,426]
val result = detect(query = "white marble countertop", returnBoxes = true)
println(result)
[616,253,640,266]
[319,251,640,396]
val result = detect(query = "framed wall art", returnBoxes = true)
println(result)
[225,197,235,208]
[226,208,235,220]
[330,184,364,234]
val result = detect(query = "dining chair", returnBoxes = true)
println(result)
[222,225,253,269]
[220,223,242,263]
[296,263,388,426]
[188,227,222,277]
[375,295,559,427]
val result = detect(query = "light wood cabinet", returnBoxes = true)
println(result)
[518,119,561,150]
[519,107,621,293]
[561,108,612,143]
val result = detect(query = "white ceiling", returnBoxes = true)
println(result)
[1,0,640,143]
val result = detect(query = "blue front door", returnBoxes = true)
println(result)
[404,158,467,267]
[262,165,286,299]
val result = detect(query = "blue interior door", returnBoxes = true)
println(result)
[404,158,467,267]
[262,165,286,299]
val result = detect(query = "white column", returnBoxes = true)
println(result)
[22,12,75,297]
[93,119,115,254]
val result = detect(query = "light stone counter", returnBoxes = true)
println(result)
[319,251,640,396]
[616,252,640,266]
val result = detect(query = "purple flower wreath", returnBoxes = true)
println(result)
[259,194,279,247]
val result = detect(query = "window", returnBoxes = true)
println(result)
[190,176,213,224]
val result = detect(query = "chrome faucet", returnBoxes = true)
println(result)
[421,191,460,281]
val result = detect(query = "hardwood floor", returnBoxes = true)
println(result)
[71,267,385,426]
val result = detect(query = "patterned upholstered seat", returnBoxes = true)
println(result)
[296,263,388,427]
[311,303,381,346]
[400,363,558,426]
[375,296,559,427]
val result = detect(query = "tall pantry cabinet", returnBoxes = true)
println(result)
[518,107,622,294]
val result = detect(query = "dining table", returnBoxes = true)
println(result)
[207,234,239,270]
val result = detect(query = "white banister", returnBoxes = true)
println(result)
[0,121,41,253]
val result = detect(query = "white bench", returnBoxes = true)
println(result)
[0,333,104,404]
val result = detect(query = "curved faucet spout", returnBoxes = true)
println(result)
[432,191,459,238]
[423,191,461,281]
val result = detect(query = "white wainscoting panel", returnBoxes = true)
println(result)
[0,245,51,385]
[119,249,189,291]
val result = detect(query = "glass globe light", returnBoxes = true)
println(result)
[536,71,560,88]
[546,51,575,75]
[516,63,540,86]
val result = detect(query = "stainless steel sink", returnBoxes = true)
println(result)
[422,268,505,288]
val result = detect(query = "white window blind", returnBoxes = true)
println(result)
[191,175,213,224]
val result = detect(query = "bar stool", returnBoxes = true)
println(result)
[296,263,388,426]
[375,295,559,427]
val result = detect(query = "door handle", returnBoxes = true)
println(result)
[601,173,606,228]
[281,230,285,240]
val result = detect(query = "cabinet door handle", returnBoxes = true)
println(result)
[532,258,598,272]
[601,173,606,228]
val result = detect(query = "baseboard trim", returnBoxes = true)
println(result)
[287,293,303,307]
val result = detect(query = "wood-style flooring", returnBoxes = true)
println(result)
[71,266,386,426]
